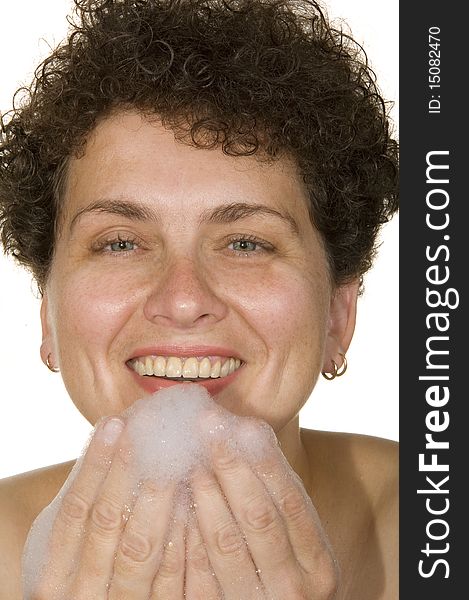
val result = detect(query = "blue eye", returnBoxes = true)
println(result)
[109,239,136,252]
[230,240,258,252]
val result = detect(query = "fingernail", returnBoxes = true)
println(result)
[101,418,124,445]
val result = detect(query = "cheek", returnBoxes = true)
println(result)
[212,262,328,353]
[50,266,140,350]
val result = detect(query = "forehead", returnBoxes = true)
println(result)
[63,111,312,225]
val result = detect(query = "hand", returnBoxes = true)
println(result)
[26,415,339,600]
[186,420,340,600]
[26,417,187,600]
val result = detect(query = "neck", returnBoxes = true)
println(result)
[276,415,311,492]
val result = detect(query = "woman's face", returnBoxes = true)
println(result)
[41,111,355,432]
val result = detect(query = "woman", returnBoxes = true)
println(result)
[0,0,399,598]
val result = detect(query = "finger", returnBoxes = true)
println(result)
[150,500,186,599]
[43,417,125,586]
[210,439,304,599]
[109,478,177,599]
[252,444,339,588]
[185,510,221,600]
[191,468,264,600]
[70,422,140,595]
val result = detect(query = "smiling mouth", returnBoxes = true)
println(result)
[128,355,242,381]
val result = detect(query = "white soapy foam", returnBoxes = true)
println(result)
[121,384,276,485]
[21,384,285,598]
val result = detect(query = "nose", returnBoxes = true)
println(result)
[143,256,228,329]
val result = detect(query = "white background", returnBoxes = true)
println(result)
[0,0,399,479]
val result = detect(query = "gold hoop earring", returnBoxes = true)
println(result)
[322,353,347,381]
[321,359,338,381]
[46,353,60,373]
[336,353,347,377]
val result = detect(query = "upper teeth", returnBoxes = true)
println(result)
[130,356,242,379]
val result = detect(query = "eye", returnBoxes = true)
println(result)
[226,235,274,256]
[91,233,141,255]
[230,239,258,252]
[109,239,136,252]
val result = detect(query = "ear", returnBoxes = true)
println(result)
[39,293,56,367]
[322,280,360,373]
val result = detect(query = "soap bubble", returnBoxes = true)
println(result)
[21,384,287,598]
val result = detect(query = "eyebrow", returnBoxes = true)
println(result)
[200,202,300,235]
[69,198,158,232]
[69,198,300,235]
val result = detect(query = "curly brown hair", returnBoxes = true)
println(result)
[0,0,398,292]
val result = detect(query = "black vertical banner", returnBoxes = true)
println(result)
[400,2,466,596]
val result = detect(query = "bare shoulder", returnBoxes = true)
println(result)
[0,462,74,600]
[301,429,398,599]
[301,427,397,490]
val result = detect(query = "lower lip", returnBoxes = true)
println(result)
[127,364,243,396]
